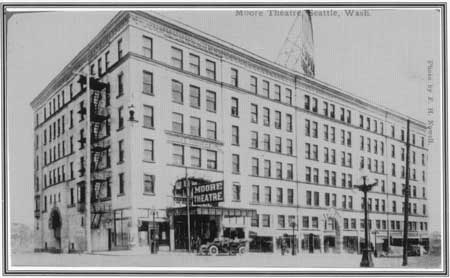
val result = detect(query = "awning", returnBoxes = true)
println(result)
[167,206,257,218]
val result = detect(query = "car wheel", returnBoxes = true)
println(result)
[200,245,208,255]
[238,246,245,255]
[209,245,219,256]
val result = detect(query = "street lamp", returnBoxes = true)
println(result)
[355,169,377,267]
[290,221,297,256]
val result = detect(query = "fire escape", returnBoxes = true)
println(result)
[77,75,112,230]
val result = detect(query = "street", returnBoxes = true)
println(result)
[10,251,441,269]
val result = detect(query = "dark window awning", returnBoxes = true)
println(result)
[167,206,257,218]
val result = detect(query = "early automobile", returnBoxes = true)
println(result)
[199,237,248,256]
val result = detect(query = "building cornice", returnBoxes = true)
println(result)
[30,10,427,130]
[30,11,131,109]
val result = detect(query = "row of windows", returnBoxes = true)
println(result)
[305,167,353,188]
[171,112,217,140]
[171,144,218,170]
[251,185,295,205]
[303,95,426,149]
[304,95,352,125]
[251,158,294,180]
[360,136,385,156]
[306,191,354,209]
[250,104,293,132]
[390,144,426,166]
[171,80,218,113]
[171,46,217,80]
[250,131,294,155]
[390,163,425,181]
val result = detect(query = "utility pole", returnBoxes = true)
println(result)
[85,70,92,253]
[402,119,411,266]
[185,167,191,252]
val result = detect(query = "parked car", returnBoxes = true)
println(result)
[407,245,422,256]
[199,237,248,256]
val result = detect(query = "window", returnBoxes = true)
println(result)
[205,60,216,80]
[172,80,183,103]
[141,36,153,58]
[305,119,310,136]
[262,80,269,97]
[206,90,216,112]
[304,95,310,110]
[287,139,293,155]
[143,105,154,128]
[330,127,336,142]
[231,125,239,145]
[172,144,184,165]
[287,164,293,180]
[252,185,260,203]
[230,68,238,86]
[89,63,95,76]
[275,137,282,153]
[278,215,285,228]
[250,76,258,94]
[142,71,153,95]
[274,85,281,101]
[231,97,239,117]
[276,187,283,203]
[251,104,258,123]
[207,150,217,169]
[274,111,281,129]
[190,116,201,137]
[232,183,241,201]
[264,186,272,203]
[262,215,270,227]
[285,88,292,105]
[190,147,201,167]
[287,189,294,204]
[144,139,154,162]
[251,131,258,148]
[312,121,318,138]
[118,140,124,162]
[346,110,351,124]
[305,167,311,182]
[330,104,335,118]
[144,174,155,194]
[286,114,293,132]
[312,217,319,228]
[275,162,282,179]
[118,73,124,96]
[171,47,183,69]
[119,173,124,194]
[252,158,259,176]
[188,86,201,109]
[263,107,270,126]
[263,134,270,151]
[232,154,240,174]
[206,121,217,140]
[251,214,259,227]
[312,98,318,112]
[263,160,271,177]
[105,51,110,70]
[117,39,123,59]
[97,58,102,76]
[172,113,183,133]
[189,54,200,74]
[303,216,309,228]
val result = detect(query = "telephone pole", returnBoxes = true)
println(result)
[185,167,191,252]
[402,119,411,266]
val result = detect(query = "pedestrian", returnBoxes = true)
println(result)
[195,236,201,253]
[281,238,287,256]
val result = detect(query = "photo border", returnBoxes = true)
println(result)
[1,2,448,276]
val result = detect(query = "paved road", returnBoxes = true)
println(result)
[10,251,441,270]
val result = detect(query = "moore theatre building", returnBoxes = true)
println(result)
[30,11,430,254]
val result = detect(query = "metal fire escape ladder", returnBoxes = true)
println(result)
[88,79,112,229]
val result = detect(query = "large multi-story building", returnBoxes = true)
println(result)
[30,11,430,254]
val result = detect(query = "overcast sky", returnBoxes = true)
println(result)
[6,8,443,232]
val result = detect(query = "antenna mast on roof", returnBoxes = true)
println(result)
[276,10,315,77]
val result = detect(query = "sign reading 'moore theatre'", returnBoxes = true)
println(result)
[192,181,224,205]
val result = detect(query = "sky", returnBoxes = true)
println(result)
[5,8,443,233]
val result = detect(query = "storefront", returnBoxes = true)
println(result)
[166,206,257,251]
